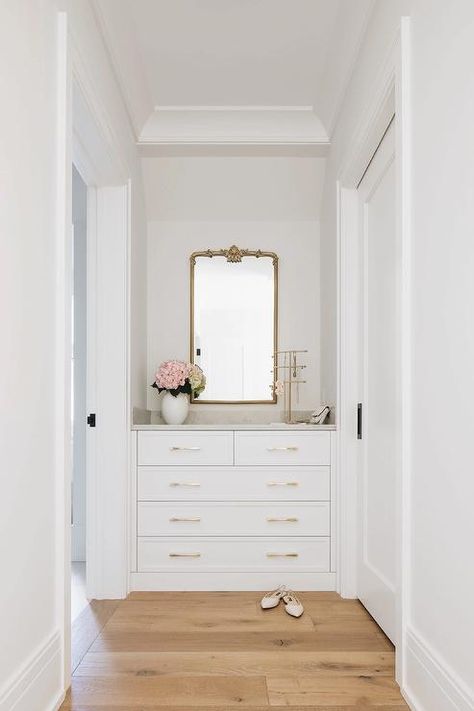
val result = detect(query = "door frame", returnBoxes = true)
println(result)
[56,11,132,691]
[336,19,411,685]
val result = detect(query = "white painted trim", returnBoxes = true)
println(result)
[339,28,400,187]
[130,572,336,592]
[129,431,138,575]
[0,631,63,711]
[138,136,330,147]
[329,431,337,573]
[336,183,359,599]
[154,104,315,112]
[68,18,133,602]
[403,628,474,711]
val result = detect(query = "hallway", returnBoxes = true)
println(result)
[62,591,408,709]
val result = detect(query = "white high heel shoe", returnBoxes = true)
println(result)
[282,591,304,618]
[260,585,287,610]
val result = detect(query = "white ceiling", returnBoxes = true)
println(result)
[126,0,340,108]
[94,0,374,143]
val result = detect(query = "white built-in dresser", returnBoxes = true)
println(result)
[130,425,336,591]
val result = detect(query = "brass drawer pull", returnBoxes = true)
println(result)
[266,552,299,558]
[169,482,201,487]
[170,446,201,451]
[169,516,201,522]
[266,516,299,522]
[266,446,298,451]
[169,553,201,558]
[267,481,299,487]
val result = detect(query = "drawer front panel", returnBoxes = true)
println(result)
[235,431,330,466]
[138,502,329,537]
[138,536,330,572]
[138,431,233,466]
[138,466,330,502]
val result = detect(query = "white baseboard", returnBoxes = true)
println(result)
[130,571,336,591]
[404,627,474,711]
[0,631,63,711]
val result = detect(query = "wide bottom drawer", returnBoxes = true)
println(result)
[137,536,330,572]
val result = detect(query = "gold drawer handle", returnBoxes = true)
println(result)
[169,553,201,558]
[266,446,298,451]
[169,482,201,487]
[169,517,201,522]
[267,481,299,487]
[266,516,299,522]
[170,446,201,451]
[266,552,299,558]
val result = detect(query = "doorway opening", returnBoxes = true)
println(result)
[71,165,89,622]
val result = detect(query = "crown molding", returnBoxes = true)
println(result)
[138,106,330,150]
[154,105,315,113]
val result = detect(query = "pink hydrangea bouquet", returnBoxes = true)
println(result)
[151,360,206,398]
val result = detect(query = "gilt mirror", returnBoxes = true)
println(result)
[190,246,278,403]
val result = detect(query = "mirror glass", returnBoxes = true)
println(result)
[191,248,278,403]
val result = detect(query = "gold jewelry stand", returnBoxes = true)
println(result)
[273,350,307,424]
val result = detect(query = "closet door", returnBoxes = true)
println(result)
[357,120,398,643]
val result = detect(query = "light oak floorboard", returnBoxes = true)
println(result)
[62,592,409,710]
[62,706,409,711]
[62,676,268,707]
[107,601,315,631]
[75,650,394,678]
[267,675,406,706]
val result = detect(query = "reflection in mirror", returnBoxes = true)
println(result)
[191,247,278,403]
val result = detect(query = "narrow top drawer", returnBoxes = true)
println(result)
[235,431,330,466]
[138,431,233,466]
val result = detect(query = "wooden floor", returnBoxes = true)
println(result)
[62,591,409,709]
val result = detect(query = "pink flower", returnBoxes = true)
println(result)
[155,360,189,390]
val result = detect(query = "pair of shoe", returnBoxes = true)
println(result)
[260,585,304,618]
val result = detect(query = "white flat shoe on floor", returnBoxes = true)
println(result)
[260,585,287,610]
[283,591,304,618]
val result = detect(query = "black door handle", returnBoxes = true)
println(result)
[357,403,362,440]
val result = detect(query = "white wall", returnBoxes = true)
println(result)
[320,0,474,707]
[143,155,324,415]
[0,1,63,706]
[147,221,320,413]
[408,0,474,705]
[0,1,148,707]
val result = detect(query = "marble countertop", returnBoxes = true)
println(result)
[131,423,336,431]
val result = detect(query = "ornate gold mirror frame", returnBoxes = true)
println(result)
[190,245,279,404]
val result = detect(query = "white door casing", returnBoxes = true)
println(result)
[357,120,398,643]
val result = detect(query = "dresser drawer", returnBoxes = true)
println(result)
[138,466,330,501]
[138,502,329,537]
[138,431,233,466]
[138,536,330,572]
[235,431,330,466]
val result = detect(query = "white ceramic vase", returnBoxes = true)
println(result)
[161,391,190,425]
